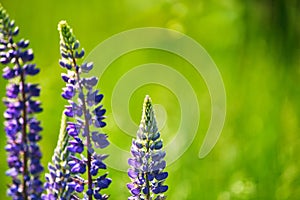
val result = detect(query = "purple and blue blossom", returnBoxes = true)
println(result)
[42,114,74,200]
[57,20,111,200]
[0,4,44,200]
[127,95,168,200]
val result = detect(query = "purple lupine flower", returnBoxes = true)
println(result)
[57,20,111,200]
[0,4,44,200]
[128,95,168,200]
[42,113,74,200]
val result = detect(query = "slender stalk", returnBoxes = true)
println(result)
[86,139,93,200]
[80,91,93,200]
[145,138,150,200]
[19,60,28,200]
[72,53,93,200]
[2,23,29,200]
[77,75,93,200]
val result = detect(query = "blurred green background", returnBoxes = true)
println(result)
[0,0,300,199]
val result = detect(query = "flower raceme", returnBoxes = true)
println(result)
[42,113,74,200]
[57,20,111,200]
[0,4,44,200]
[128,95,168,200]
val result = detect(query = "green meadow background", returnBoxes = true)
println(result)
[0,0,299,199]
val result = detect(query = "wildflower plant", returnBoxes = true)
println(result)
[0,4,44,200]
[57,20,111,200]
[127,95,168,200]
[0,4,173,200]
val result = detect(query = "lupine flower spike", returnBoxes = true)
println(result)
[58,20,111,200]
[43,113,73,200]
[0,4,44,200]
[128,95,168,200]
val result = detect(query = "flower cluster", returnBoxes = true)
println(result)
[42,113,73,200]
[57,21,111,200]
[127,95,168,200]
[0,4,44,200]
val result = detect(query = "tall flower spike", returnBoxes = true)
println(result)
[0,4,44,200]
[127,95,168,200]
[58,20,111,200]
[42,113,73,200]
